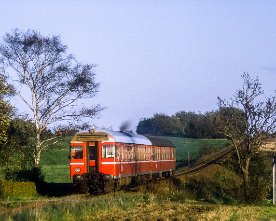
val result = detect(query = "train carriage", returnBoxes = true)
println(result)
[69,129,176,194]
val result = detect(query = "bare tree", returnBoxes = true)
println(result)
[0,29,102,167]
[215,73,276,201]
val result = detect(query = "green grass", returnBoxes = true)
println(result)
[163,136,229,164]
[41,165,70,183]
[0,190,275,221]
[40,137,71,183]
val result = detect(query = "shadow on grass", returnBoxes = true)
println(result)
[36,182,74,197]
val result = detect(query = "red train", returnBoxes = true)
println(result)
[69,129,176,193]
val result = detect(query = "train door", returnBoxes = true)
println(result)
[87,142,98,174]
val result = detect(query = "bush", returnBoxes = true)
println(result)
[224,152,272,202]
[0,180,37,198]
[248,153,272,202]
[4,167,44,183]
[185,165,243,203]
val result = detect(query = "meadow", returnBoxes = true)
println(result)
[0,136,275,220]
[0,185,276,220]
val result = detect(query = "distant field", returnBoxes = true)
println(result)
[40,136,229,183]
[40,137,71,183]
[162,136,229,163]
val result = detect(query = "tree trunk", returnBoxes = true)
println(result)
[34,133,42,167]
[241,157,251,202]
[34,149,41,167]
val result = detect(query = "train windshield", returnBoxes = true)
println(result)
[70,146,83,159]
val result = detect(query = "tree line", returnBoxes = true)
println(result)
[136,111,223,139]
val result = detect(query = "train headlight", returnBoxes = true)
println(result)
[75,167,81,173]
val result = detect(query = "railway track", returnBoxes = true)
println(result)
[174,147,235,176]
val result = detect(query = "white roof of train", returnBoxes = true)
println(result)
[72,129,174,147]
[99,130,152,145]
[74,129,152,145]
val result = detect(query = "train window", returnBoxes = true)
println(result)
[70,146,83,159]
[148,147,151,160]
[144,147,147,160]
[172,149,175,159]
[122,145,127,161]
[139,146,142,160]
[121,146,124,160]
[127,146,131,160]
[115,145,119,159]
[137,146,140,160]
[102,145,115,158]
[131,146,135,160]
[144,147,146,160]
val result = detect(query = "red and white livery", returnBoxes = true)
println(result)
[69,129,176,193]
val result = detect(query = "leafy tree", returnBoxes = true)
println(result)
[136,113,182,136]
[136,117,154,135]
[137,111,223,138]
[0,117,36,177]
[0,29,102,167]
[215,73,276,201]
[151,113,182,136]
[173,111,222,138]
[0,74,13,144]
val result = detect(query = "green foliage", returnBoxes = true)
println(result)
[224,152,273,202]
[0,75,13,144]
[0,180,37,199]
[0,29,102,166]
[176,111,222,138]
[0,117,36,176]
[137,111,224,139]
[185,153,272,203]
[216,73,276,202]
[248,153,272,202]
[4,167,44,184]
[185,166,243,203]
[137,113,183,136]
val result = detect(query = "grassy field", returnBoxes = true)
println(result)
[163,136,228,162]
[0,190,275,220]
[39,136,229,183]
[1,136,273,221]
[40,138,71,183]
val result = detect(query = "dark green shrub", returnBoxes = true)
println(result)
[185,165,242,203]
[0,180,37,198]
[248,153,272,202]
[224,152,272,202]
[5,167,44,183]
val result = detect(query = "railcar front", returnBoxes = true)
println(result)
[69,130,116,193]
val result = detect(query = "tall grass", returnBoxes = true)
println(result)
[1,190,276,221]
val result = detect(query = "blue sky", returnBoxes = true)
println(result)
[1,1,275,131]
